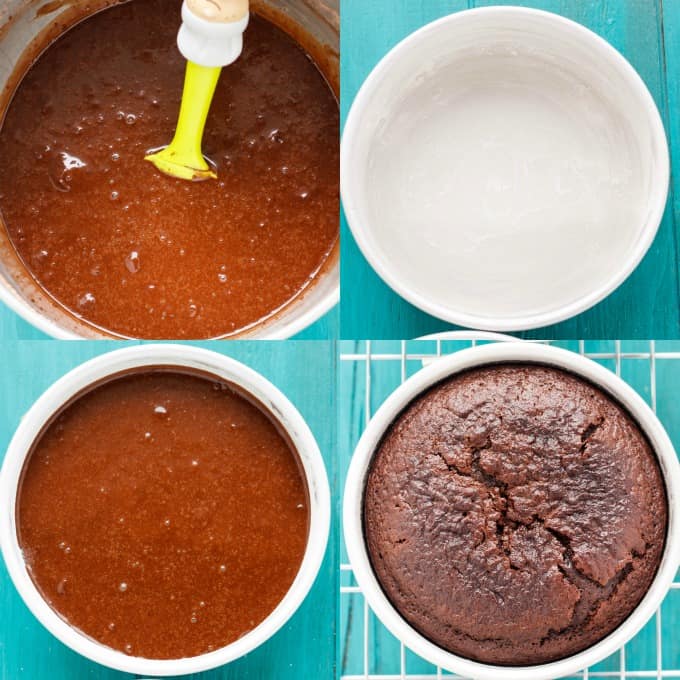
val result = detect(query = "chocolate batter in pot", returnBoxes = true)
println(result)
[17,371,309,659]
[0,0,338,338]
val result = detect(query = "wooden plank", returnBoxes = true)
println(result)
[662,0,680,340]
[0,310,48,340]
[294,307,338,340]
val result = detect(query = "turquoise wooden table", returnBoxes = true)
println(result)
[0,340,337,679]
[339,339,680,678]
[340,0,680,340]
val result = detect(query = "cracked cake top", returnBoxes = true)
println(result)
[364,364,667,665]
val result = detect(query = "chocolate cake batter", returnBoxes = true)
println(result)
[0,0,338,338]
[364,364,667,665]
[18,371,309,659]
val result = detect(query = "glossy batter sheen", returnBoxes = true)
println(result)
[0,0,338,338]
[18,371,309,659]
[364,365,667,665]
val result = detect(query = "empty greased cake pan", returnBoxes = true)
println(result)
[341,7,669,331]
[343,342,680,680]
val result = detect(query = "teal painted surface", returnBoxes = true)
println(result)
[0,306,338,341]
[0,341,337,680]
[339,340,680,677]
[340,0,680,340]
[294,307,339,341]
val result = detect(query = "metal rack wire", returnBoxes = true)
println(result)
[339,340,680,680]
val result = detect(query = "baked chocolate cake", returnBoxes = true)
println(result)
[364,364,667,665]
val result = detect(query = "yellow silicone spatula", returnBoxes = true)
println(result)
[145,0,249,181]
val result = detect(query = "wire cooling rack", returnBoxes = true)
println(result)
[339,340,680,680]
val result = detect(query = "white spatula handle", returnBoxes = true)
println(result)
[178,0,249,67]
